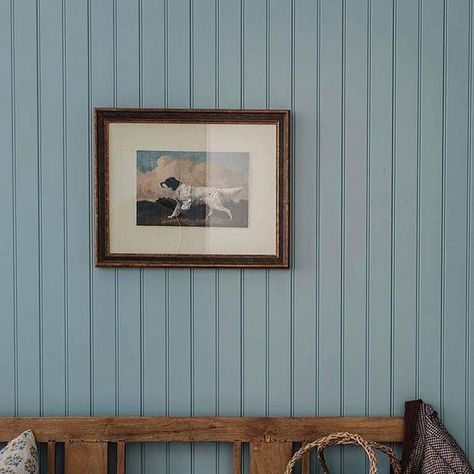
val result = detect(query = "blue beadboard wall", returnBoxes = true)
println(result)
[0,0,473,472]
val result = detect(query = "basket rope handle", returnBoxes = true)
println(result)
[284,432,379,474]
[317,439,401,474]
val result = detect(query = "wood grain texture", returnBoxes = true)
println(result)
[249,442,293,474]
[47,442,56,474]
[65,442,108,474]
[233,442,242,474]
[117,441,126,474]
[0,417,404,443]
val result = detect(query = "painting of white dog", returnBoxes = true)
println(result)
[137,150,249,227]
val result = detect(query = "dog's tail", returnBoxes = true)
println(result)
[220,187,243,201]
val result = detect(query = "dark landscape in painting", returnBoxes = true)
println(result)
[137,198,249,227]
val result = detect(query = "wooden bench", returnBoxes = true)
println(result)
[0,416,404,473]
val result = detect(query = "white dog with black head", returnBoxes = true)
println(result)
[160,177,243,220]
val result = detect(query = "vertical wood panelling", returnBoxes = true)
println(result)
[64,0,91,416]
[318,0,343,417]
[38,0,67,417]
[14,0,40,417]
[418,0,444,411]
[469,0,474,460]
[443,0,470,448]
[392,0,418,412]
[367,0,393,419]
[0,0,15,417]
[318,1,344,470]
[1,1,474,472]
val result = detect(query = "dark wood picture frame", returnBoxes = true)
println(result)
[95,108,290,268]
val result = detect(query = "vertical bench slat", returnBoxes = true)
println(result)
[117,441,126,474]
[301,442,310,474]
[232,442,242,474]
[47,442,56,474]
[250,442,293,474]
[65,441,108,474]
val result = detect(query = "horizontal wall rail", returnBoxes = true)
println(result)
[0,417,404,443]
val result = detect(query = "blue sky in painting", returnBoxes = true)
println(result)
[137,150,249,175]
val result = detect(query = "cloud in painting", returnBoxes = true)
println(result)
[137,153,249,201]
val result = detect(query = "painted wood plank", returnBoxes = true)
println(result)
[217,271,242,416]
[318,1,344,469]
[443,0,470,448]
[0,0,15,417]
[141,0,165,106]
[142,270,167,473]
[242,270,267,416]
[13,0,40,417]
[367,0,394,420]
[418,0,444,410]
[167,0,191,108]
[392,0,419,413]
[218,0,242,108]
[64,0,91,416]
[243,0,267,109]
[38,0,67,418]
[192,0,217,109]
[318,0,343,416]
[469,0,474,458]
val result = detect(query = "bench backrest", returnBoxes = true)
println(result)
[0,416,404,473]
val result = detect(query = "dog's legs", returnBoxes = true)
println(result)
[181,200,192,211]
[213,204,232,220]
[169,201,182,218]
[206,208,214,219]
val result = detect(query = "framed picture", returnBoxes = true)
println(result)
[95,108,290,268]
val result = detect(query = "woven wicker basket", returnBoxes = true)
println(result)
[283,432,401,474]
